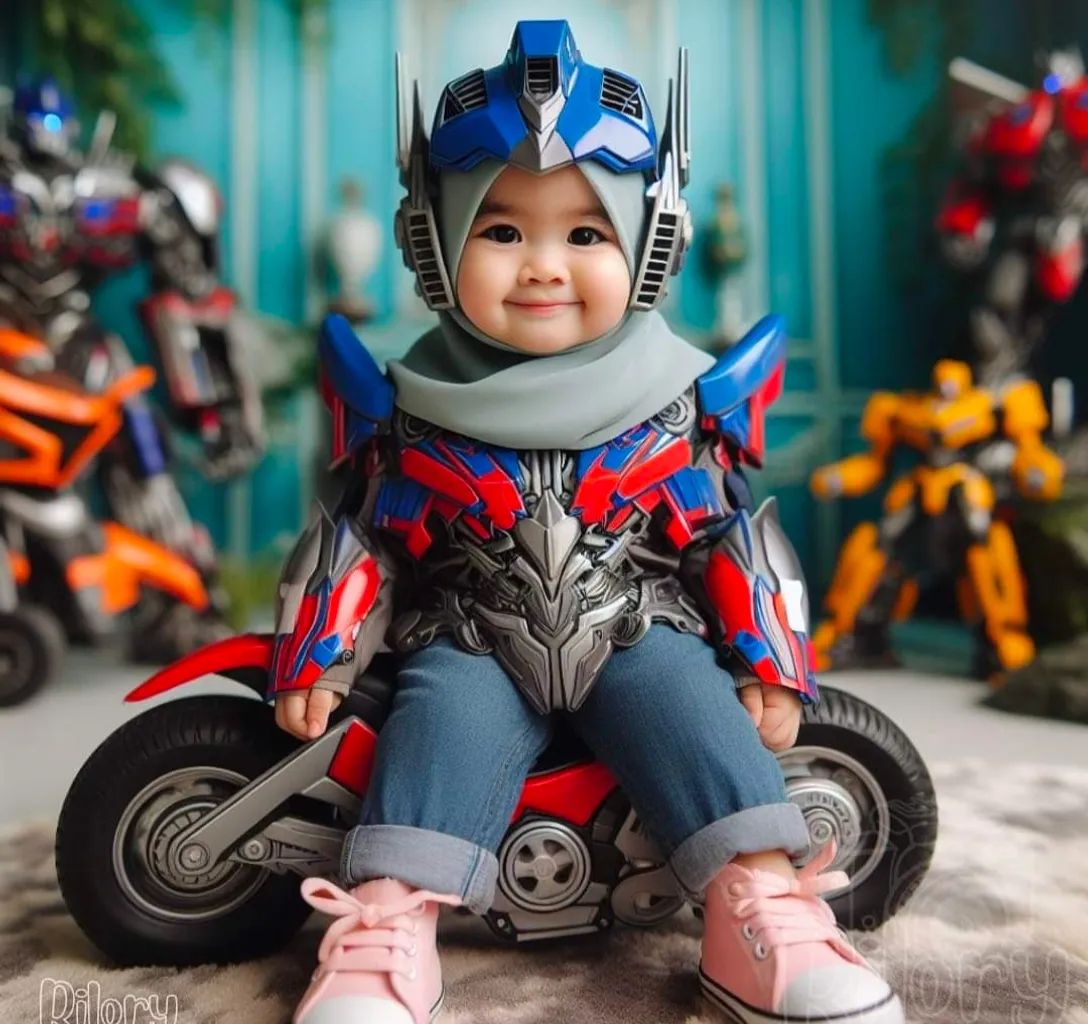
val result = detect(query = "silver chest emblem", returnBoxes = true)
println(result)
[472,489,630,715]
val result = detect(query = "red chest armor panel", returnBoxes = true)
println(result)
[977,86,1088,190]
[981,92,1053,189]
[372,406,726,560]
[70,195,142,266]
[0,171,141,275]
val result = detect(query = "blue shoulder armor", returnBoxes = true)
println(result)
[696,315,787,467]
[318,314,396,464]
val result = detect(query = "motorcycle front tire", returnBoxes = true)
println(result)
[56,695,315,966]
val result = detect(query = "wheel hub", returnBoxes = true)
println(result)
[499,821,591,912]
[112,767,268,922]
[780,745,891,892]
[532,857,558,880]
[786,776,864,868]
[151,802,236,892]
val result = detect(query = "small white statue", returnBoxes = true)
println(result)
[326,177,382,323]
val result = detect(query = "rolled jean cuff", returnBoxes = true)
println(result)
[669,802,811,897]
[341,824,498,914]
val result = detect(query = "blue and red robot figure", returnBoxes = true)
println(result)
[938,48,1088,386]
[0,76,265,660]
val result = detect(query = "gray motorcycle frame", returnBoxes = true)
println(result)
[159,705,686,940]
[148,665,847,943]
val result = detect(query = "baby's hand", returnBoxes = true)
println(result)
[275,689,344,741]
[738,683,802,752]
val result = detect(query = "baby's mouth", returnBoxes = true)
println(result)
[506,299,579,316]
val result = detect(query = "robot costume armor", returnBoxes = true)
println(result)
[0,78,265,657]
[270,22,816,715]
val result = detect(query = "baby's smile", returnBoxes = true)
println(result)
[504,297,583,317]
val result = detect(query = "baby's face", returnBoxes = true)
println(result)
[456,165,631,354]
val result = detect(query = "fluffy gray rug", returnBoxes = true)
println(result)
[3,760,1088,1024]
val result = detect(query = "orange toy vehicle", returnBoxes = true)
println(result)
[0,327,213,706]
[809,359,1063,679]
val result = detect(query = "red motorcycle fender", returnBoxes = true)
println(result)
[320,724,618,830]
[125,633,275,702]
[515,762,618,827]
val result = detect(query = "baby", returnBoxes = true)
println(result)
[271,21,904,1024]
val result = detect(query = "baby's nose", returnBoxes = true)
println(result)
[519,249,570,284]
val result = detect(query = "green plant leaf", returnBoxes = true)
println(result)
[217,554,284,630]
[42,0,68,40]
[28,0,329,164]
[81,16,111,46]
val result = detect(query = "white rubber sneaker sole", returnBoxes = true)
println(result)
[700,968,905,1024]
[297,986,444,1024]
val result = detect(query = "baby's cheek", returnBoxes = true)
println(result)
[581,254,631,328]
[457,250,503,329]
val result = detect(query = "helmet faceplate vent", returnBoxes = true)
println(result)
[525,56,558,98]
[600,70,643,119]
[405,211,451,306]
[442,69,488,122]
[634,210,680,308]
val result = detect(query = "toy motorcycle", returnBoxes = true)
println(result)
[56,631,939,967]
[0,327,213,706]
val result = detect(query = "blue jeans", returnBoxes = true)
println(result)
[342,625,810,913]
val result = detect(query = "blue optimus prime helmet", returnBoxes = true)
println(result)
[11,77,80,157]
[394,20,691,313]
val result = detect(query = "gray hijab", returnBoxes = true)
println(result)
[387,159,713,451]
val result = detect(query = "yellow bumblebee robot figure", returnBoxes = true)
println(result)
[809,359,1063,679]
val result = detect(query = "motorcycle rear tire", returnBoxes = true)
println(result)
[798,686,938,931]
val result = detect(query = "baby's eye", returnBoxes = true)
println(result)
[569,226,606,246]
[481,224,521,243]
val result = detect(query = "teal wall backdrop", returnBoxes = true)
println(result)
[7,0,1083,592]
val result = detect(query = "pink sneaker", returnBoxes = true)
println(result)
[293,877,460,1024]
[699,842,903,1024]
